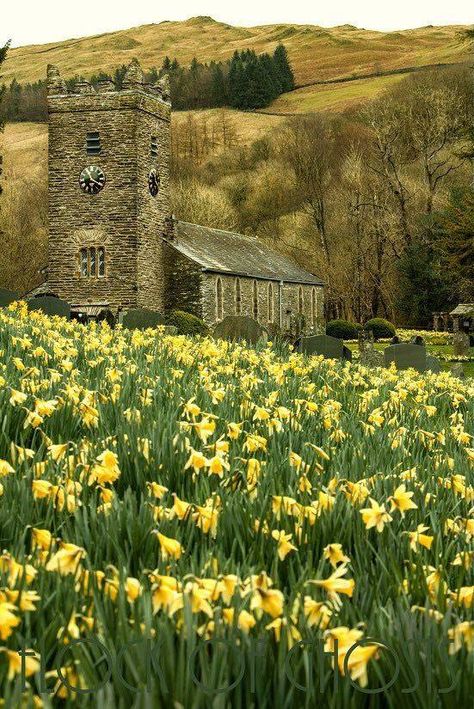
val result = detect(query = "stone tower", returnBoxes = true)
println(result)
[46,60,172,312]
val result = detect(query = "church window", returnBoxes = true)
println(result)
[98,247,105,277]
[253,280,259,320]
[151,136,158,159]
[216,277,224,320]
[86,132,101,155]
[267,282,274,322]
[89,247,96,277]
[235,278,242,315]
[311,288,317,326]
[80,248,88,277]
[298,286,304,314]
[79,247,105,278]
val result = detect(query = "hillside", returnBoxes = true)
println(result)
[4,16,472,88]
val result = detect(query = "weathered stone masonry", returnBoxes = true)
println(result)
[41,60,324,331]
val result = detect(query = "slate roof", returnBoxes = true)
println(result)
[166,222,324,285]
[450,304,474,316]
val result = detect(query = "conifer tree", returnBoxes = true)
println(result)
[273,44,295,92]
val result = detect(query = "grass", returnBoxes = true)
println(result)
[4,17,472,87]
[264,74,407,114]
[0,303,472,706]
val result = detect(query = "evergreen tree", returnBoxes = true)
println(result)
[432,187,474,301]
[273,44,295,92]
[396,239,454,326]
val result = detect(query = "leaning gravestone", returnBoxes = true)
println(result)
[297,334,352,361]
[384,343,427,373]
[452,331,470,358]
[27,296,71,319]
[120,308,166,330]
[213,316,267,345]
[0,288,19,308]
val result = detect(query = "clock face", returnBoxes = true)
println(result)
[148,169,160,197]
[79,165,106,194]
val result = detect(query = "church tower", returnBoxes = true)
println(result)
[46,60,171,313]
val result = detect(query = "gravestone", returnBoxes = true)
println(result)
[452,331,470,357]
[384,343,427,372]
[120,308,166,330]
[0,288,19,308]
[297,334,352,361]
[409,335,425,347]
[358,329,384,368]
[27,296,71,319]
[450,363,465,380]
[213,316,267,345]
[426,355,442,373]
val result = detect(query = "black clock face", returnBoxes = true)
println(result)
[148,169,160,197]
[79,166,106,194]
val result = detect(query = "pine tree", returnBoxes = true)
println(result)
[273,44,295,92]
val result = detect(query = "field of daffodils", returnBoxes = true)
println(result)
[0,302,472,707]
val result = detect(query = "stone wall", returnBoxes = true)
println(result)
[47,68,171,311]
[200,271,324,332]
[163,243,203,317]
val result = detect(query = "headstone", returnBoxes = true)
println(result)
[0,288,19,308]
[452,331,470,357]
[120,308,166,330]
[426,355,441,373]
[384,343,427,373]
[213,316,267,345]
[27,296,71,319]
[450,363,465,380]
[409,335,425,347]
[297,334,352,361]
[358,330,384,367]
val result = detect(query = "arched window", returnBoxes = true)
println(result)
[216,277,224,321]
[253,280,259,320]
[267,282,274,323]
[298,286,304,315]
[235,278,242,315]
[311,288,317,326]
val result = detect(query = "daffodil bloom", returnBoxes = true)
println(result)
[125,577,142,602]
[271,530,297,560]
[303,597,332,629]
[360,498,392,532]
[324,626,379,687]
[250,587,284,619]
[184,448,207,473]
[0,602,21,639]
[308,564,355,607]
[32,479,53,499]
[3,648,40,680]
[88,449,121,485]
[323,543,350,568]
[389,484,418,517]
[222,608,256,633]
[450,586,473,609]
[408,524,434,551]
[0,460,15,477]
[154,531,183,560]
[46,542,86,576]
[48,442,69,461]
[266,616,302,648]
[448,622,474,654]
[31,527,52,550]
[147,481,169,499]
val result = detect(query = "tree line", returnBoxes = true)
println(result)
[0,44,294,122]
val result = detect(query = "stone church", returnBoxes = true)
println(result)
[30,60,324,331]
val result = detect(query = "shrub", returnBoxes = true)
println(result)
[165,310,208,336]
[120,308,166,330]
[326,319,359,340]
[364,318,396,340]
